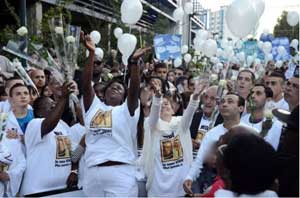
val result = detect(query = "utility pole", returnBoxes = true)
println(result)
[19,0,27,68]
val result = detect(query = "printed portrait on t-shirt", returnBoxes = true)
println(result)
[55,136,71,159]
[195,129,206,143]
[90,110,112,129]
[160,135,183,162]
[0,162,9,172]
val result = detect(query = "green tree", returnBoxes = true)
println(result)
[273,11,299,41]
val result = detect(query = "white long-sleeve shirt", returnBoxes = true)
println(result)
[185,123,227,181]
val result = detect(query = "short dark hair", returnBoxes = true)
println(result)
[226,92,245,108]
[154,62,167,71]
[223,132,278,195]
[9,83,28,97]
[103,79,128,103]
[33,96,48,118]
[238,69,255,84]
[251,84,273,98]
[269,71,285,81]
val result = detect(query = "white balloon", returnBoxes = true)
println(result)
[90,30,101,44]
[184,53,192,63]
[114,27,123,39]
[121,0,143,25]
[262,42,272,54]
[181,45,189,54]
[287,11,299,27]
[252,0,265,17]
[184,2,193,15]
[173,7,184,22]
[237,52,245,61]
[290,39,299,49]
[95,48,104,60]
[235,40,243,49]
[217,63,224,70]
[277,46,286,56]
[275,60,283,68]
[174,58,182,67]
[247,56,254,66]
[118,33,137,65]
[204,39,217,57]
[254,58,261,65]
[221,39,228,49]
[194,38,205,52]
[216,48,223,57]
[225,0,259,38]
[197,30,209,40]
[257,41,264,49]
[265,53,273,61]
[122,55,129,66]
[263,28,269,35]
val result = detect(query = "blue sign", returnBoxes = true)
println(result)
[154,34,181,60]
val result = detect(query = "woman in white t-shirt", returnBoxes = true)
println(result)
[140,79,204,197]
[80,32,151,197]
[20,82,76,196]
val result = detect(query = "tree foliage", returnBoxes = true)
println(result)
[273,11,299,41]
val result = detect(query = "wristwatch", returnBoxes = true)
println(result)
[71,169,78,175]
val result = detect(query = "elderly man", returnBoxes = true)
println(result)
[284,75,299,111]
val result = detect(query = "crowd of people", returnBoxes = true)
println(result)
[0,32,298,197]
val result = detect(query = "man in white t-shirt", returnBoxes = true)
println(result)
[265,71,289,111]
[241,84,282,150]
[80,32,151,197]
[183,93,245,195]
[0,77,24,113]
[20,82,76,196]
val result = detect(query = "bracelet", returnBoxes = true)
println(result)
[71,169,78,175]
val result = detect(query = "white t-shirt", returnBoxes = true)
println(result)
[241,114,282,150]
[0,136,26,196]
[21,119,72,195]
[273,98,289,111]
[148,118,189,197]
[186,123,228,181]
[84,96,140,167]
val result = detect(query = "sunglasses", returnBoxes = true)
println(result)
[217,144,228,156]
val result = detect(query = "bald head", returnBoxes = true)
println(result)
[30,69,45,89]
[203,86,218,117]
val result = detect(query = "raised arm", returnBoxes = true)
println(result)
[127,47,152,116]
[41,82,75,137]
[181,80,205,132]
[81,32,96,112]
[147,79,162,131]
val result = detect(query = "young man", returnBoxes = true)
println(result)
[20,82,76,196]
[183,93,245,195]
[0,77,24,113]
[29,69,46,94]
[284,76,299,111]
[265,71,289,110]
[241,84,282,150]
[81,32,150,197]
[236,69,255,100]
[4,84,34,147]
[154,62,168,80]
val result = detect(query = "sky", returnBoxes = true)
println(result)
[199,0,300,38]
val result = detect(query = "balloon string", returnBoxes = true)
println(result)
[129,26,132,34]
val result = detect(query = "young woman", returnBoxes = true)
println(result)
[140,79,204,196]
[80,31,151,197]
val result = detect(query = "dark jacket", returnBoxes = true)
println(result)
[190,110,223,139]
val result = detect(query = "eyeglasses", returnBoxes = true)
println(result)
[217,144,227,156]
[286,81,299,90]
[94,61,102,65]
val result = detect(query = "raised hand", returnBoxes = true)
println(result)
[131,46,152,60]
[80,31,95,52]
